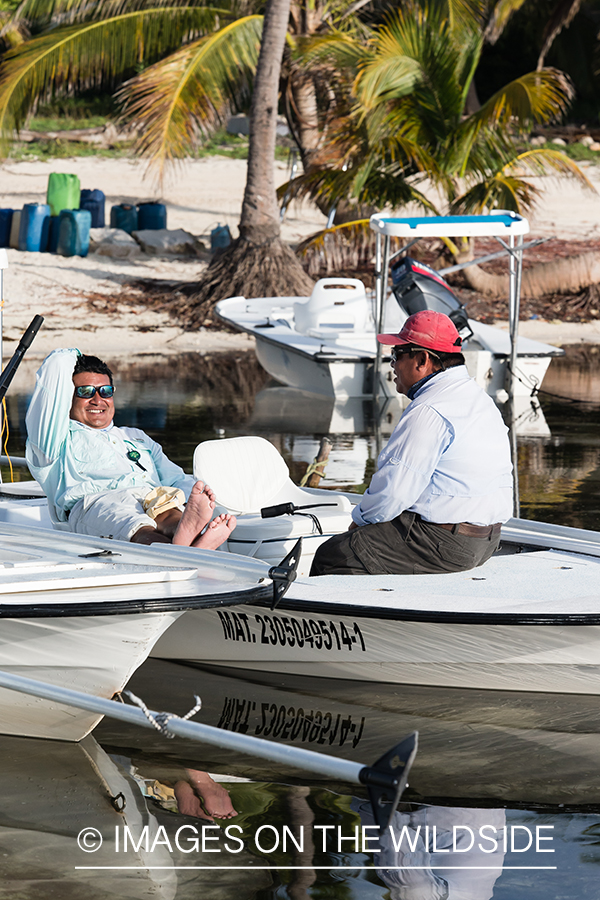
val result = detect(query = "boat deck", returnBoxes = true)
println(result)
[280,548,600,623]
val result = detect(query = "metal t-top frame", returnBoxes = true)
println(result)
[369,211,530,401]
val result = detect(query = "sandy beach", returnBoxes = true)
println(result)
[2,154,600,363]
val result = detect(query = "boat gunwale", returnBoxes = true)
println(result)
[263,595,600,627]
[0,583,273,617]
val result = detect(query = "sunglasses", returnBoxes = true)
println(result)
[74,385,115,399]
[390,346,412,363]
[391,346,440,364]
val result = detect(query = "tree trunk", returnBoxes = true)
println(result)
[460,250,600,299]
[179,0,314,321]
[239,0,290,243]
[289,71,321,169]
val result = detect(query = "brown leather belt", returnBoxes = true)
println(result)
[430,521,502,539]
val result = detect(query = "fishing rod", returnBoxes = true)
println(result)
[0,314,44,405]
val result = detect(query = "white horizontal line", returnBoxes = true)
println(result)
[75,866,558,871]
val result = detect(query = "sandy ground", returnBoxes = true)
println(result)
[2,154,600,363]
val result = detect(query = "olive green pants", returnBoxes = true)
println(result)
[310,511,500,576]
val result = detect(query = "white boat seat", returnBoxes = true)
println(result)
[294,278,372,335]
[17,472,70,531]
[0,480,55,529]
[193,436,354,573]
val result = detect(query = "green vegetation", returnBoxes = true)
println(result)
[287,0,589,221]
[8,138,133,160]
[543,141,600,162]
[28,115,108,131]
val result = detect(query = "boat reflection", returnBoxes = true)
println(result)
[97,660,600,810]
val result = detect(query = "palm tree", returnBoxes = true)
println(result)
[0,0,265,161]
[171,0,314,325]
[289,0,592,282]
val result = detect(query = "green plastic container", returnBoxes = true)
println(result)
[46,173,81,217]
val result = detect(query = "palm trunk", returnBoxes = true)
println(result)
[239,0,290,242]
[179,0,313,322]
[461,251,600,299]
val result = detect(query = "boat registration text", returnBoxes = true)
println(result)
[217,610,367,652]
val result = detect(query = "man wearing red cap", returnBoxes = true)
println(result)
[310,310,513,576]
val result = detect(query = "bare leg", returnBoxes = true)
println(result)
[131,526,171,545]
[153,507,183,539]
[192,513,237,550]
[172,482,216,546]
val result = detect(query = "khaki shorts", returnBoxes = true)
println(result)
[68,488,158,542]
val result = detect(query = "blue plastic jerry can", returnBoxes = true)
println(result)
[210,223,232,251]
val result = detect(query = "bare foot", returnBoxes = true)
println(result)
[192,513,236,550]
[173,780,216,821]
[172,482,215,546]
[185,771,238,820]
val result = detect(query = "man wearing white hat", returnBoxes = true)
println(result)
[310,310,513,576]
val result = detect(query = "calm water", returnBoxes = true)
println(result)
[2,348,600,898]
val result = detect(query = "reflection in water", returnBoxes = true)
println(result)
[0,665,597,897]
[100,660,600,809]
[359,803,506,900]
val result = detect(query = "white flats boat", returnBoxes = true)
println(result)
[6,437,600,698]
[153,517,600,695]
[0,520,274,741]
[217,213,562,401]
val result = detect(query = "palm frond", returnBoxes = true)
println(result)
[297,219,409,279]
[0,6,229,145]
[483,0,529,44]
[471,68,574,130]
[537,0,583,70]
[450,173,542,214]
[119,15,262,177]
[12,0,225,29]
[291,30,366,70]
[354,5,463,117]
[510,148,596,191]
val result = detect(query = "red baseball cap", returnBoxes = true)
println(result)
[377,310,462,353]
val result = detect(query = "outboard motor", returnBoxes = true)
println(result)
[391,257,472,338]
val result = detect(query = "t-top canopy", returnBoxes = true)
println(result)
[369,211,530,238]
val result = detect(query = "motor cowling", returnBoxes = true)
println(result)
[391,257,471,336]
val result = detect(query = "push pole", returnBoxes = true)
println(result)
[0,668,417,829]
[373,233,390,402]
[506,233,524,517]
[372,232,383,402]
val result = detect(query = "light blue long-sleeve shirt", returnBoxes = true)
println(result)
[352,366,513,528]
[25,348,194,520]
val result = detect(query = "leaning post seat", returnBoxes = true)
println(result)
[293,278,373,336]
[193,436,355,574]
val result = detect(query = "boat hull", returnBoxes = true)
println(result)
[0,610,182,741]
[152,605,600,694]
[254,332,552,400]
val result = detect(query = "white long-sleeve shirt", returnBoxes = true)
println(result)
[352,366,513,527]
[26,348,195,520]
